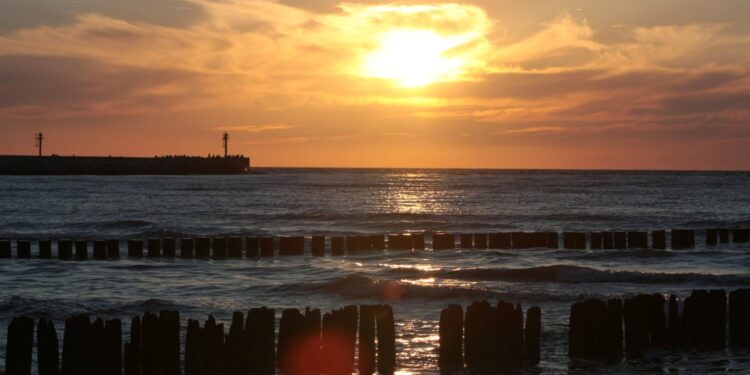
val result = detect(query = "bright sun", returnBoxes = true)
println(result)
[362,29,474,88]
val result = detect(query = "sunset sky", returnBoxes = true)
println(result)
[1,0,749,169]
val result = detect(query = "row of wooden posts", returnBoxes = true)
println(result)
[568,288,750,360]
[0,228,748,259]
[7,290,750,375]
[4,304,395,375]
[438,301,542,373]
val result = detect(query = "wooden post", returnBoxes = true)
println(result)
[525,306,541,364]
[671,229,695,249]
[74,240,87,260]
[103,319,122,375]
[88,318,105,374]
[624,294,666,357]
[227,237,242,257]
[245,307,276,374]
[147,238,161,258]
[160,311,181,375]
[432,233,455,250]
[162,238,176,257]
[358,305,376,375]
[531,232,548,248]
[180,238,194,258]
[292,236,305,255]
[213,237,227,258]
[464,301,492,371]
[706,229,718,245]
[546,232,559,249]
[512,232,529,249]
[473,233,488,249]
[667,295,680,347]
[652,230,666,250]
[278,308,304,373]
[719,228,730,243]
[6,316,34,375]
[568,299,606,359]
[331,236,344,256]
[279,236,292,256]
[128,239,143,258]
[39,240,52,259]
[496,301,513,362]
[412,233,425,250]
[62,315,91,375]
[590,232,603,250]
[370,234,385,251]
[627,231,647,249]
[729,288,750,347]
[312,236,325,256]
[604,299,623,359]
[141,312,162,374]
[37,318,59,375]
[602,232,614,250]
[613,232,626,249]
[733,229,750,242]
[124,316,141,375]
[376,305,395,375]
[226,311,245,375]
[93,240,107,260]
[185,319,201,375]
[260,237,274,257]
[438,304,463,374]
[0,240,10,258]
[16,240,31,258]
[195,238,210,258]
[245,237,259,257]
[106,239,120,258]
[346,236,359,253]
[496,233,512,249]
[708,289,726,349]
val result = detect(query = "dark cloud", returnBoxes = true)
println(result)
[0,55,201,117]
[0,0,204,33]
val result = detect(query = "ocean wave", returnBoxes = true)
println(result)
[438,265,750,285]
[270,274,582,301]
[0,296,185,318]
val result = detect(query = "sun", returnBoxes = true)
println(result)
[362,29,474,88]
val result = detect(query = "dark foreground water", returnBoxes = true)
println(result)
[1,169,749,374]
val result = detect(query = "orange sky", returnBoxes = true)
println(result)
[0,0,749,169]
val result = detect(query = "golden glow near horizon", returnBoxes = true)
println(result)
[1,1,750,169]
[362,29,477,87]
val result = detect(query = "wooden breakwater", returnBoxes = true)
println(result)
[0,228,748,260]
[569,288,750,360]
[4,304,395,375]
[438,301,541,374]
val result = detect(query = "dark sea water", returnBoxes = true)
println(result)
[1,169,749,374]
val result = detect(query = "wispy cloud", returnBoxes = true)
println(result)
[220,123,294,133]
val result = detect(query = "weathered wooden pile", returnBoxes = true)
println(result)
[0,228,748,260]
[569,288,750,359]
[438,301,541,373]
[3,305,396,375]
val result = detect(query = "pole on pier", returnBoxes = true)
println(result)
[36,132,44,157]
[439,305,463,373]
[222,132,229,158]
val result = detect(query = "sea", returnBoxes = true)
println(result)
[1,169,749,374]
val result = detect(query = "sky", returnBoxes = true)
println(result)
[1,0,749,170]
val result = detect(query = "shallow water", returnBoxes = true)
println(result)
[1,169,749,373]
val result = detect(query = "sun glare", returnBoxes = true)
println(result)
[362,29,475,87]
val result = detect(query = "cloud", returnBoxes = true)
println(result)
[221,123,294,132]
